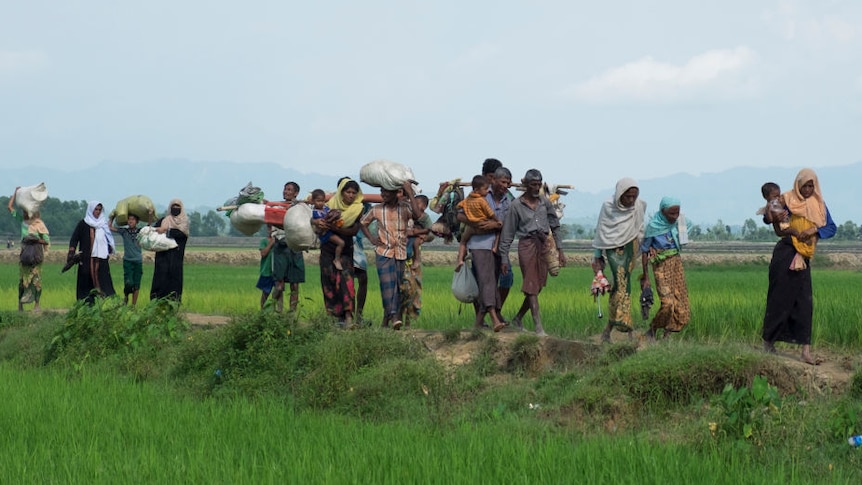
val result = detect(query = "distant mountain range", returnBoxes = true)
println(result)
[3,159,857,228]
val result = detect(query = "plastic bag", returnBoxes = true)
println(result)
[15,183,48,215]
[236,181,264,205]
[590,270,610,296]
[229,203,266,236]
[111,195,156,225]
[451,264,479,303]
[283,203,316,251]
[137,226,179,252]
[359,160,416,190]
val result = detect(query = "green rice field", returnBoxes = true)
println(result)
[2,255,860,348]
[1,252,861,483]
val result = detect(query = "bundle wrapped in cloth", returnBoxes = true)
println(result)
[359,159,416,190]
[137,226,179,252]
[223,182,265,213]
[110,195,156,225]
[14,183,48,215]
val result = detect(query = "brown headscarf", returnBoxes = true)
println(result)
[161,198,190,236]
[783,168,827,227]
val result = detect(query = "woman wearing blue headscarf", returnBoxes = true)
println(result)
[640,197,690,340]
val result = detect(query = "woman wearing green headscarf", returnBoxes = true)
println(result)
[640,197,690,340]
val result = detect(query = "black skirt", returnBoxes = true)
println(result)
[762,238,812,345]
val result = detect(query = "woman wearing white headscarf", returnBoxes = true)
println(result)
[592,178,647,342]
[68,201,117,304]
[151,198,190,302]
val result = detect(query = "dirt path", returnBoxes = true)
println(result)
[413,326,857,394]
[184,313,231,326]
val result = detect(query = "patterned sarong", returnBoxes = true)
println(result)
[376,255,404,317]
[607,240,637,331]
[399,258,423,325]
[650,252,690,332]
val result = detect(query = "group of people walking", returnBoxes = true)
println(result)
[589,167,835,364]
[6,165,838,365]
[8,189,189,310]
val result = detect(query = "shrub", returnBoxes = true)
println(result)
[712,375,782,443]
[299,329,427,409]
[47,297,188,365]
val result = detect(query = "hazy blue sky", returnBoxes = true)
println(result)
[2,1,860,193]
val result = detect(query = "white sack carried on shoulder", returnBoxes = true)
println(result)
[137,226,179,252]
[229,203,266,236]
[283,203,316,251]
[111,195,157,225]
[15,183,48,215]
[359,160,416,190]
[451,264,479,303]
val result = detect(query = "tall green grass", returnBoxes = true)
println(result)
[2,363,852,484]
[2,260,860,348]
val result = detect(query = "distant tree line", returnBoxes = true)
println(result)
[0,196,230,241]
[2,195,859,243]
[560,218,862,242]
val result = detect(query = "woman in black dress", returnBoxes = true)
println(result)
[150,199,189,302]
[68,201,117,304]
[762,168,836,364]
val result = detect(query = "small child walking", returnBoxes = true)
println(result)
[257,225,276,310]
[311,189,346,271]
[110,212,147,306]
[455,175,499,272]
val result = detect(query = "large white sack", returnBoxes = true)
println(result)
[15,183,48,215]
[111,195,157,225]
[229,203,266,236]
[359,160,416,190]
[283,203,316,251]
[137,226,179,252]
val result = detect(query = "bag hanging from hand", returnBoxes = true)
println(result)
[451,263,479,303]
[545,232,560,277]
[19,235,44,266]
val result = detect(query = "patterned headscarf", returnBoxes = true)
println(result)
[783,168,826,227]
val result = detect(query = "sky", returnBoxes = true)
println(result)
[2,0,861,194]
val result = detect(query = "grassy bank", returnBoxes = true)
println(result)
[1,262,861,483]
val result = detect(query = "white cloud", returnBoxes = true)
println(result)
[563,47,758,104]
[763,3,858,44]
[0,50,47,73]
